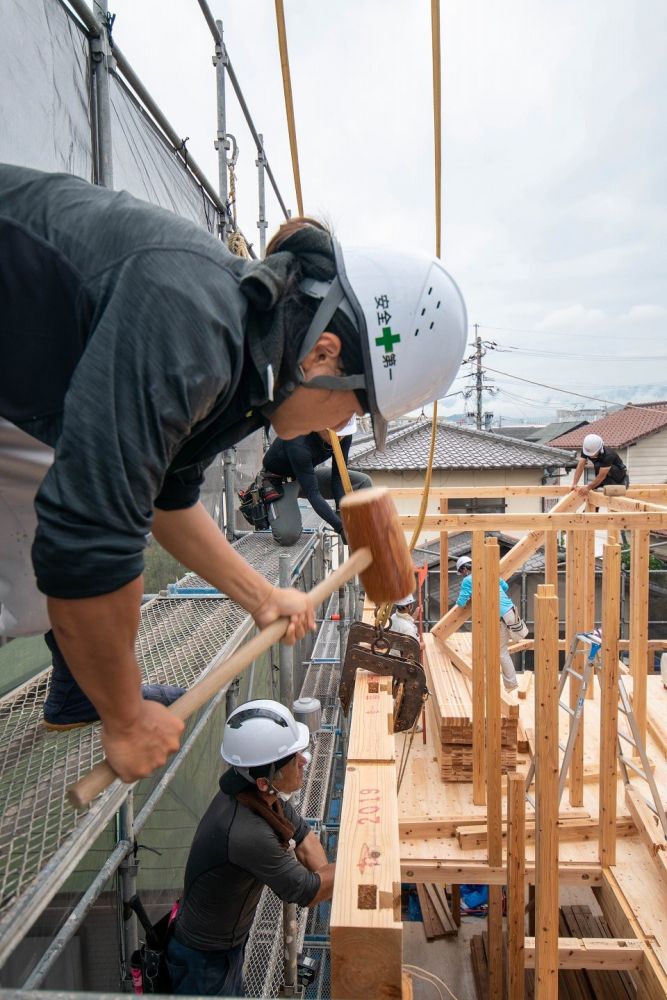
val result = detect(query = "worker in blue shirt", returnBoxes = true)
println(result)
[455,556,519,692]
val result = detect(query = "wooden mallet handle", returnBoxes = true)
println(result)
[67,548,372,809]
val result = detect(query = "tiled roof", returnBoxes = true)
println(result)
[492,425,542,440]
[349,417,576,472]
[548,403,667,449]
[527,420,588,446]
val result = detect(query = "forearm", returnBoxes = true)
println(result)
[295,830,329,871]
[307,863,335,906]
[588,467,611,490]
[571,459,586,487]
[152,502,274,614]
[47,577,144,727]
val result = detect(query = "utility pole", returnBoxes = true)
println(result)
[474,323,483,430]
[462,324,497,429]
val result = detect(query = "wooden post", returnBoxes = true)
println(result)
[484,538,503,999]
[472,530,486,806]
[545,529,558,591]
[439,496,449,619]
[630,529,649,754]
[583,509,596,700]
[534,583,560,1000]
[431,491,583,638]
[508,771,526,1000]
[566,531,585,807]
[599,541,621,866]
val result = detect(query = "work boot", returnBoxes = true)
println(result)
[42,630,185,730]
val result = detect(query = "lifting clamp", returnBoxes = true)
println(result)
[338,621,428,732]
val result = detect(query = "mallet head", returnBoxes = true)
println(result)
[340,487,414,604]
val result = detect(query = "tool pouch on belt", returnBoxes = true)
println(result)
[502,605,529,638]
[238,483,270,530]
[127,894,178,994]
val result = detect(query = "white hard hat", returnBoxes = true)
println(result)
[299,241,467,450]
[221,699,310,769]
[395,593,416,607]
[582,433,603,457]
[456,556,473,572]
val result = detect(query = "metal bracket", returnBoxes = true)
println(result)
[339,621,427,732]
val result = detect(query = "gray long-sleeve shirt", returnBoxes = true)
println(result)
[0,164,273,598]
[174,778,319,950]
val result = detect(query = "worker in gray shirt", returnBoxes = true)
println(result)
[167,700,334,996]
[0,164,466,783]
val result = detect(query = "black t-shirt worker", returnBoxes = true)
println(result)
[572,433,629,496]
[0,164,467,784]
[166,699,334,997]
[259,416,372,545]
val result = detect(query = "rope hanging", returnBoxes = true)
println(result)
[226,158,251,258]
[327,429,353,494]
[274,0,304,216]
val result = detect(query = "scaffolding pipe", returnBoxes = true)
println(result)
[21,840,130,989]
[279,554,295,710]
[213,19,230,240]
[118,796,139,965]
[92,0,114,188]
[223,450,238,541]
[196,0,290,219]
[256,131,268,257]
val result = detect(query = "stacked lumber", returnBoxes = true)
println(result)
[470,906,637,999]
[416,884,458,940]
[424,634,518,782]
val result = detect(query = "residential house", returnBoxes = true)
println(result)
[348,417,576,534]
[548,402,667,484]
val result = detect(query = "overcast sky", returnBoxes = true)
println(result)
[106,0,667,424]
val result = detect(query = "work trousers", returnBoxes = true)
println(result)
[0,419,53,637]
[499,621,518,691]
[268,468,372,546]
[166,934,247,997]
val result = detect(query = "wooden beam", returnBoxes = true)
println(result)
[599,540,621,866]
[472,530,486,806]
[438,496,448,620]
[589,492,667,513]
[404,511,667,531]
[534,584,560,999]
[484,539,504,999]
[388,485,573,499]
[347,672,396,764]
[401,861,603,886]
[583,510,596,701]
[630,529,649,754]
[456,816,635,850]
[522,937,643,971]
[595,870,667,1000]
[331,760,402,999]
[432,491,583,639]
[507,772,526,1000]
[625,786,666,862]
[399,808,592,839]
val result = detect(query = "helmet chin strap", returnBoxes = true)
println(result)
[260,274,367,419]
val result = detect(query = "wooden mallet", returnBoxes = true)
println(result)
[67,487,414,808]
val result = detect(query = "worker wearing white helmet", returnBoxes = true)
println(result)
[166,700,334,997]
[571,433,629,496]
[389,592,419,639]
[0,166,467,783]
[455,556,524,692]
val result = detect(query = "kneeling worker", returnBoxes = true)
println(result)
[455,556,519,692]
[166,700,334,997]
[258,416,372,546]
[572,433,629,496]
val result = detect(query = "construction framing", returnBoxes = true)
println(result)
[331,484,667,999]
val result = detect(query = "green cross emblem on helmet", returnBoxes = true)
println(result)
[375,326,400,352]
